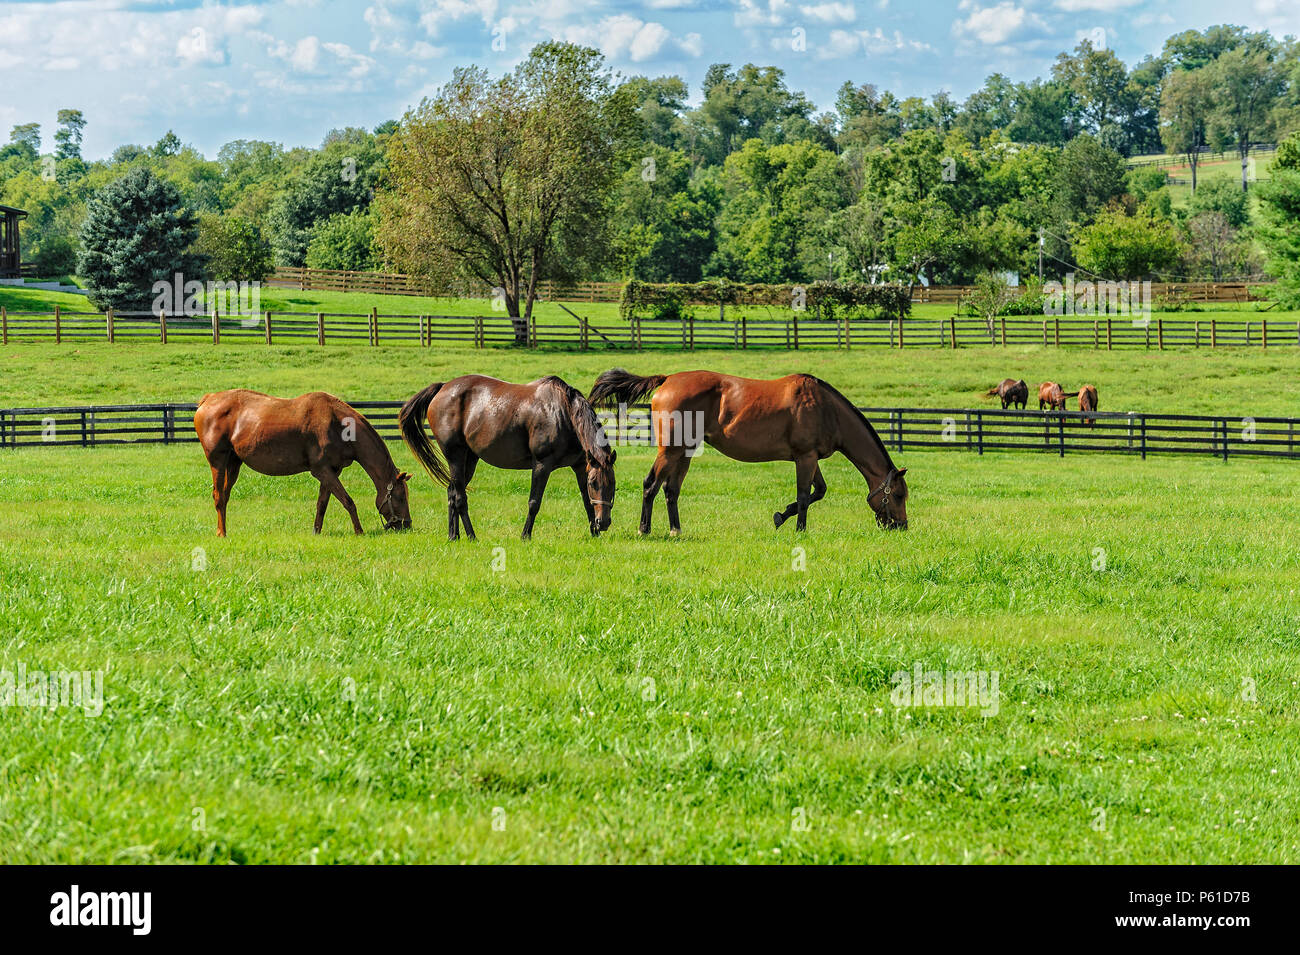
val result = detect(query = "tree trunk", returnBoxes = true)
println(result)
[1241,145,1250,194]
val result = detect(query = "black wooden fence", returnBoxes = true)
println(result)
[2,308,1298,350]
[3,402,1296,461]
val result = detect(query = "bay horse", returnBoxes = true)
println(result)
[398,375,616,541]
[986,378,1028,410]
[1038,382,1078,411]
[1078,385,1099,426]
[588,369,908,534]
[194,390,412,537]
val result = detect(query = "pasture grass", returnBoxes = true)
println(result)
[3,341,1300,419]
[1,440,1298,863]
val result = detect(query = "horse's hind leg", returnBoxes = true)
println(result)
[458,454,478,540]
[774,463,826,529]
[210,453,241,537]
[661,449,694,537]
[445,447,475,542]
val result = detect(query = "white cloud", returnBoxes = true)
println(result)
[562,15,694,63]
[952,3,1043,46]
[1052,0,1140,10]
[799,2,856,23]
[821,27,934,59]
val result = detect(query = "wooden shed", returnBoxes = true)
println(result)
[0,205,27,278]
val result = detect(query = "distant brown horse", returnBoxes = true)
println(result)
[1078,385,1099,426]
[588,369,908,534]
[399,375,616,541]
[1038,382,1078,411]
[194,390,412,537]
[986,378,1028,410]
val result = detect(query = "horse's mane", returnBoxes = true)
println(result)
[814,378,895,469]
[540,376,615,466]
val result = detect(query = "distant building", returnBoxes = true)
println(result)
[0,206,27,278]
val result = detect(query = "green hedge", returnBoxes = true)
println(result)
[619,279,911,321]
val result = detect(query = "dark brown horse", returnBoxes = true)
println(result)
[986,378,1028,409]
[194,390,412,537]
[399,375,616,541]
[588,369,908,534]
[1078,385,1099,426]
[1038,382,1078,411]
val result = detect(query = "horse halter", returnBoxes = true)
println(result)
[379,480,407,530]
[867,468,900,506]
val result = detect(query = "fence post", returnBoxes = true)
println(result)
[1054,317,1060,347]
[844,313,851,350]
[1157,318,1163,350]
[55,306,61,344]
[1058,416,1065,457]
[371,306,379,346]
[212,306,220,345]
[106,309,114,343]
[1246,322,1251,346]
[740,314,746,350]
[1042,320,1047,346]
[1106,318,1112,350]
[1194,320,1199,347]
[476,315,484,349]
[899,319,905,349]
[1211,319,1217,348]
[1,307,6,345]
[792,312,799,350]
[265,310,272,345]
[950,315,957,348]
[1221,419,1229,462]
[317,312,325,346]
[688,316,694,351]
[1000,316,1006,347]
[1140,415,1147,460]
[1262,321,1267,350]
[160,309,168,344]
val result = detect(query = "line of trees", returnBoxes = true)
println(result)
[3,24,1298,316]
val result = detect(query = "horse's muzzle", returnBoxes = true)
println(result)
[384,519,413,531]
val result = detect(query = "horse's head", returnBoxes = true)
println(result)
[868,467,908,530]
[379,471,413,530]
[586,450,616,535]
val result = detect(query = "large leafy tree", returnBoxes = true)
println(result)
[1073,206,1185,280]
[375,42,637,342]
[1160,68,1215,192]
[1256,133,1300,306]
[1208,46,1288,192]
[76,166,203,311]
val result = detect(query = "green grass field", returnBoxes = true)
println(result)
[1,344,1299,863]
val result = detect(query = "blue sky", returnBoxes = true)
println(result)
[1,0,1294,159]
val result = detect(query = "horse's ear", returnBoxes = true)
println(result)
[608,448,617,465]
[399,471,412,482]
[896,467,907,477]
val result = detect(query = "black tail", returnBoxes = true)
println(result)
[588,368,667,408]
[398,382,450,486]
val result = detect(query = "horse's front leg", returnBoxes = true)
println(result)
[314,483,330,534]
[792,454,819,532]
[314,465,362,534]
[574,464,597,535]
[774,463,825,529]
[522,465,553,540]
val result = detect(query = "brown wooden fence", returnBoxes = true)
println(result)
[266,268,1269,307]
[3,306,1298,351]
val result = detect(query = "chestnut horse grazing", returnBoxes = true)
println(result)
[399,375,616,541]
[986,378,1028,409]
[1038,382,1078,411]
[588,369,908,534]
[194,390,412,537]
[1078,385,1099,426]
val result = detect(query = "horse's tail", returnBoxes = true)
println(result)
[588,368,667,408]
[398,383,450,487]
[985,386,1000,396]
[1062,390,1080,398]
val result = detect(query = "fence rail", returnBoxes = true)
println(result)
[1,307,1296,350]
[263,269,1270,306]
[3,402,1295,461]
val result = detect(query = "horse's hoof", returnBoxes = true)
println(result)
[668,528,680,538]
[773,512,785,528]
